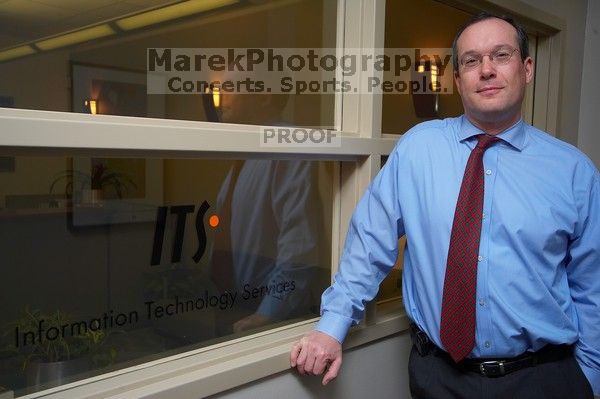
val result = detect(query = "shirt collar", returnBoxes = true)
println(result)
[458,115,526,151]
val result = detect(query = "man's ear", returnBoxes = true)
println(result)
[454,70,462,96]
[524,57,534,84]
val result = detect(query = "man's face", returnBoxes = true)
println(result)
[219,93,266,125]
[219,93,248,124]
[454,18,533,131]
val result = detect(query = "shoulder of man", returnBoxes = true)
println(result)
[392,116,460,152]
[523,123,599,176]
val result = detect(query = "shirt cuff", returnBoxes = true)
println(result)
[315,311,354,344]
[579,362,600,396]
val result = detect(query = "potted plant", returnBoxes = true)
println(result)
[2,307,117,389]
[88,162,136,202]
[49,161,136,205]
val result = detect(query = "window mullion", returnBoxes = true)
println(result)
[339,0,387,324]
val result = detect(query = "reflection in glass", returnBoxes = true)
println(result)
[211,159,324,334]
[0,154,334,397]
[0,0,336,128]
[382,0,470,134]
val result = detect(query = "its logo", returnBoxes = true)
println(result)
[150,201,220,266]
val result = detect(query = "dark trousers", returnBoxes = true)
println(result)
[409,345,594,399]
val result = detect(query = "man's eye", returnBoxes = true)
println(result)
[493,51,511,61]
[463,57,479,67]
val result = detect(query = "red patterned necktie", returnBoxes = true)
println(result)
[440,134,499,362]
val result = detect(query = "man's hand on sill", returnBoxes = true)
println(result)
[290,330,342,386]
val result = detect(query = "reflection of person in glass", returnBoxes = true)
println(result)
[208,91,323,335]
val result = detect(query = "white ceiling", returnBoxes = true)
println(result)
[0,0,180,49]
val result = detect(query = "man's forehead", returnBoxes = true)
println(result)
[461,43,515,55]
[456,18,519,53]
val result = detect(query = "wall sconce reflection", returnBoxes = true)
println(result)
[202,87,220,122]
[84,99,98,115]
[203,86,221,109]
[411,60,440,118]
[212,86,221,109]
[430,64,440,92]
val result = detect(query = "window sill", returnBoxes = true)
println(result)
[28,304,408,398]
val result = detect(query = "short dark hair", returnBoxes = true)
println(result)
[452,12,529,72]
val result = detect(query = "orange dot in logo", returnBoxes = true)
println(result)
[209,215,220,228]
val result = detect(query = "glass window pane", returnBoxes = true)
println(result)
[376,236,405,303]
[0,152,336,396]
[0,0,336,128]
[375,155,403,303]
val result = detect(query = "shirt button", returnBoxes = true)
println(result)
[478,255,483,262]
[482,212,486,219]
[484,341,491,348]
[485,169,492,175]
[479,299,485,306]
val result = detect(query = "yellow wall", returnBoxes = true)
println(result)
[382,0,470,134]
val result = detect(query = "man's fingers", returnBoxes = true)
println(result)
[311,359,327,376]
[302,350,317,375]
[290,331,343,380]
[294,339,310,374]
[312,352,332,376]
[322,356,342,386]
[290,341,302,367]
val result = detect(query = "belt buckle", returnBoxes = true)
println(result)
[479,360,505,376]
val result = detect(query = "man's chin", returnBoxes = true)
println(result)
[471,103,519,119]
[466,108,521,131]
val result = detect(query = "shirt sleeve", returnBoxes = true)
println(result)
[567,165,600,396]
[256,161,321,320]
[316,144,406,343]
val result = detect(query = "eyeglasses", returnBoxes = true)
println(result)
[459,47,520,70]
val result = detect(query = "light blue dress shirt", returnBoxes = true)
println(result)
[315,116,600,394]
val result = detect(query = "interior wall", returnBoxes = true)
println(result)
[517,0,588,147]
[0,156,68,208]
[578,0,600,167]
[211,332,412,399]
[382,0,470,134]
[0,49,71,112]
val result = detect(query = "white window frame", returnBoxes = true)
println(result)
[0,0,566,397]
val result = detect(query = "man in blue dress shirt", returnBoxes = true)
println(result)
[290,12,599,398]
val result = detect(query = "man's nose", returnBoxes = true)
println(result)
[479,55,496,79]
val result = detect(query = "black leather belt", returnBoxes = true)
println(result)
[409,323,573,377]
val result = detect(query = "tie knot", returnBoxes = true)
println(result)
[476,134,500,150]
